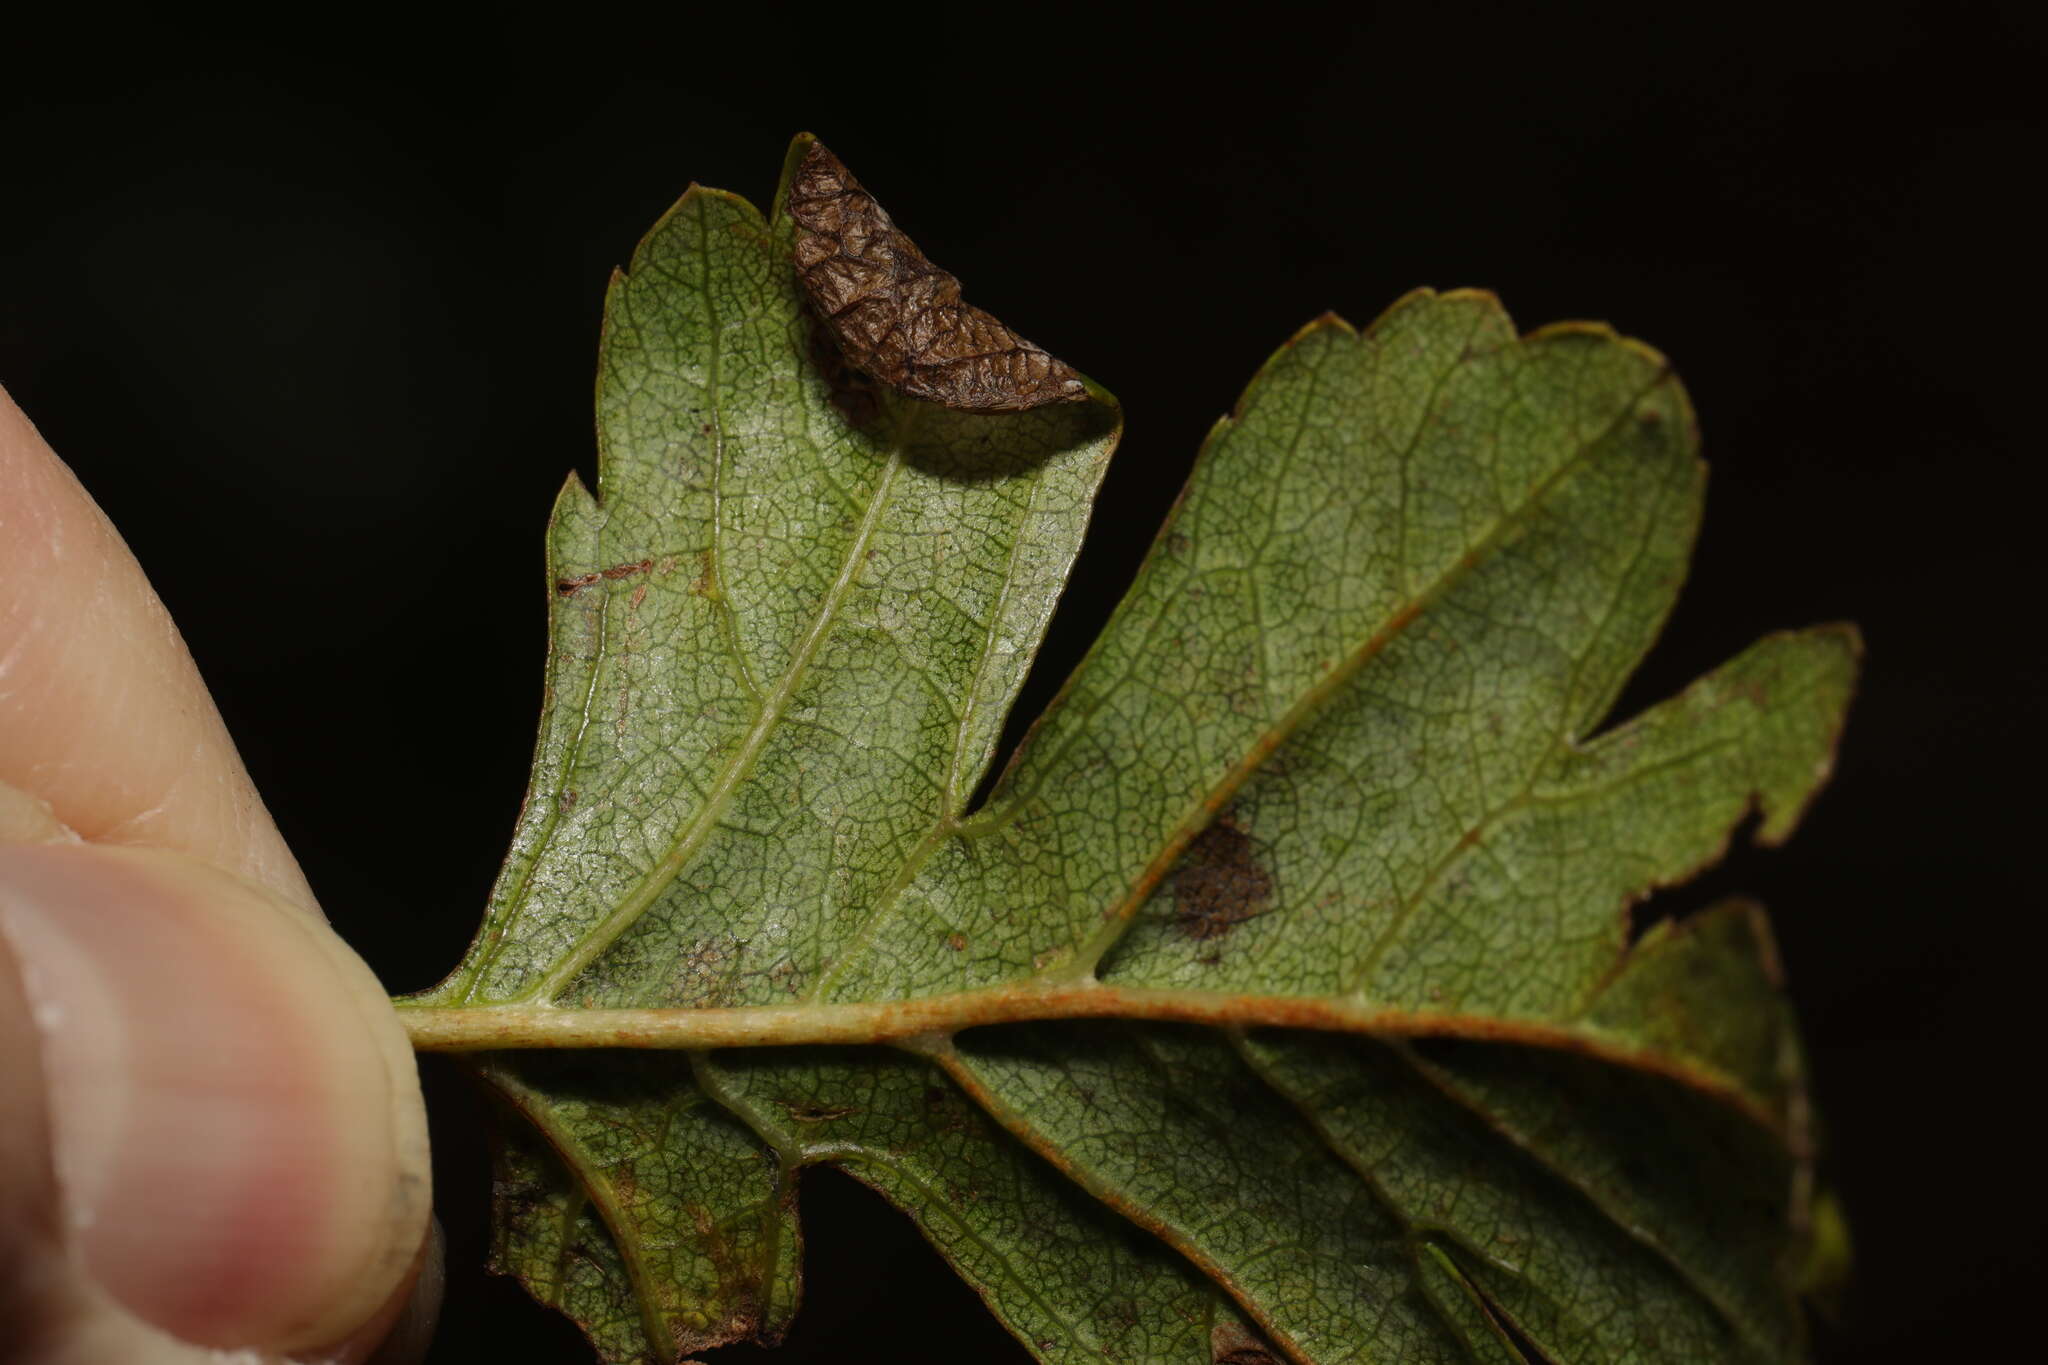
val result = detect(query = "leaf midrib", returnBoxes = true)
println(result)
[401,982,1780,1134]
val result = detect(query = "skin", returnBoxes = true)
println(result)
[0,383,438,1363]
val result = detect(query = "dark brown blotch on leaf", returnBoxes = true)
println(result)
[1170,813,1274,942]
[788,141,1089,412]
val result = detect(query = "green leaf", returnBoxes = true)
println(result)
[399,136,1856,1364]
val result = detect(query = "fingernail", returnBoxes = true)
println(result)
[0,845,429,1353]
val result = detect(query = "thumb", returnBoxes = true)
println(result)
[0,841,431,1358]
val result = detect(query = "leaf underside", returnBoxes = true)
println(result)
[402,135,1856,1364]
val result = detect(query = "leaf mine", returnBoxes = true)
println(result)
[788,141,1089,412]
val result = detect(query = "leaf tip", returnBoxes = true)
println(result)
[1300,309,1357,338]
[1747,625,1862,846]
[557,466,596,506]
[786,138,1090,411]
[1820,618,1867,661]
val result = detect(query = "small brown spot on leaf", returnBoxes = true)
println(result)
[944,932,967,952]
[788,142,1088,412]
[1171,812,1274,942]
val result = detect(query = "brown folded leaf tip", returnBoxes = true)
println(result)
[788,141,1089,412]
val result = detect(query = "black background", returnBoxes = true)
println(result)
[2,8,2038,1362]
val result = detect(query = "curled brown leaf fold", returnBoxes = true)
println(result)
[788,141,1089,412]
